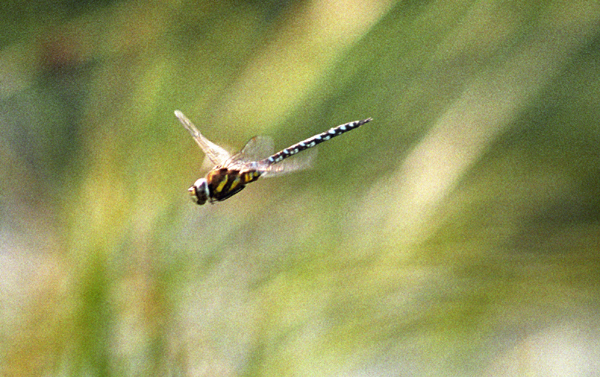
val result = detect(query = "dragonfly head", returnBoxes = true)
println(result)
[188,178,210,205]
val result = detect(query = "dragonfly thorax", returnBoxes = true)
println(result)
[189,178,210,205]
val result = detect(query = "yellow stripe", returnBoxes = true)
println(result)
[229,176,242,191]
[215,175,228,193]
[243,171,259,183]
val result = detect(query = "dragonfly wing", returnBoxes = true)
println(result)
[238,136,274,162]
[226,135,274,169]
[175,110,231,166]
[260,148,317,177]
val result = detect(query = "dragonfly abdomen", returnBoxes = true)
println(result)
[264,118,372,165]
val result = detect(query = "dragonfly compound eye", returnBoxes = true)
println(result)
[189,178,209,205]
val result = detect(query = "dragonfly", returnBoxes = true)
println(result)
[176,110,372,205]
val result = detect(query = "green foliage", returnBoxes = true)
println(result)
[2,0,600,375]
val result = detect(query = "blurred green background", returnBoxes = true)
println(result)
[2,0,600,375]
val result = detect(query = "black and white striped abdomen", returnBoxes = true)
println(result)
[263,118,372,165]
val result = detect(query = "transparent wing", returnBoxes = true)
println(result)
[175,110,231,166]
[260,148,317,177]
[236,136,274,162]
[225,136,274,170]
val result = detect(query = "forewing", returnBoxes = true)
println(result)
[175,110,231,166]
